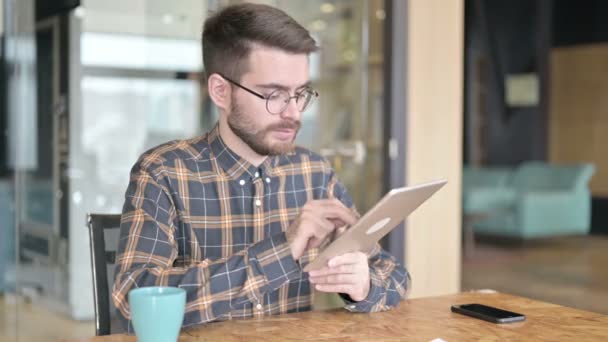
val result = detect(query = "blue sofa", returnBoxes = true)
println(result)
[463,162,595,239]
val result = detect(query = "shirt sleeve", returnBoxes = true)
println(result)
[326,169,411,312]
[112,160,301,328]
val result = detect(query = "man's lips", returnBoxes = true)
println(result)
[272,128,296,140]
[274,128,295,134]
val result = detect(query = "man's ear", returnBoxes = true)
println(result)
[207,73,231,111]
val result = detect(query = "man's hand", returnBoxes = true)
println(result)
[285,199,357,261]
[307,252,370,302]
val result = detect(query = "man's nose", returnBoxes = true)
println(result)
[279,97,301,121]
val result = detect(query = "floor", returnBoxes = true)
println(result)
[1,235,606,341]
[0,293,93,342]
[462,235,608,315]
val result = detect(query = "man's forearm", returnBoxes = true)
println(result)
[113,232,302,326]
[343,249,410,312]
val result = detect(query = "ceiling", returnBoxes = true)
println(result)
[81,0,206,40]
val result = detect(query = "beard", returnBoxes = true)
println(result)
[227,96,301,156]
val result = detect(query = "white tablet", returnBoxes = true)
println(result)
[303,179,447,272]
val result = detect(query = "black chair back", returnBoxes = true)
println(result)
[87,213,122,336]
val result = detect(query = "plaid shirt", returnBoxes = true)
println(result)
[113,124,409,329]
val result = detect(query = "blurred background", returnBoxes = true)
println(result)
[0,0,606,340]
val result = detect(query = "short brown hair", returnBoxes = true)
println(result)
[202,3,318,81]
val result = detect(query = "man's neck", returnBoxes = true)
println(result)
[218,118,267,167]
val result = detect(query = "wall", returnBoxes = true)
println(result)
[551,0,608,234]
[463,0,608,234]
[553,0,608,47]
[464,0,608,167]
[405,0,463,298]
[549,44,608,196]
[463,0,549,166]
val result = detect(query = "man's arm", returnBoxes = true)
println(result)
[313,170,411,312]
[343,245,411,312]
[112,161,301,326]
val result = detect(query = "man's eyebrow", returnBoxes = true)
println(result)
[255,81,312,91]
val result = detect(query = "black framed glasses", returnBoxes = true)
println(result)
[222,75,319,115]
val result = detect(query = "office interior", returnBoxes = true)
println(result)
[0,0,606,340]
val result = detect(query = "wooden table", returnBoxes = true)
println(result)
[67,291,608,341]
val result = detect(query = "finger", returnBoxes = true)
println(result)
[313,200,357,226]
[308,264,354,277]
[306,198,346,208]
[303,199,356,229]
[306,237,323,249]
[299,215,333,241]
[331,223,349,235]
[328,218,348,228]
[310,215,335,234]
[299,216,338,251]
[324,205,357,226]
[328,252,367,268]
[309,273,357,285]
[304,219,337,249]
[314,284,352,294]
[303,199,345,213]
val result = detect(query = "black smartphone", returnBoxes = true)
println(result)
[451,303,526,324]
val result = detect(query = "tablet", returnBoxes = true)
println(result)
[303,179,447,272]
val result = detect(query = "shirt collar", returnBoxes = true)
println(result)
[207,123,280,180]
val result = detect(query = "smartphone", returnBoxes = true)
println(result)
[451,303,526,324]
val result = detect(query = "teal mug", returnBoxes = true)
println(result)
[128,286,186,342]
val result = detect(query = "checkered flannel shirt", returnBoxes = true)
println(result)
[113,124,410,328]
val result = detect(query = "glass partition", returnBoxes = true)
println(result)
[0,0,388,339]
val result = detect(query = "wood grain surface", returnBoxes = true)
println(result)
[65,291,608,341]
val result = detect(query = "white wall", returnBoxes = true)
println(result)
[405,0,464,298]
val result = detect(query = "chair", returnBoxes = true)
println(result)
[87,213,123,336]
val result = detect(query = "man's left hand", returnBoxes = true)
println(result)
[308,252,370,302]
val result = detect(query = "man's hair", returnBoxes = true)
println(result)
[202,3,318,82]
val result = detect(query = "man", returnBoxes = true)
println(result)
[113,2,409,329]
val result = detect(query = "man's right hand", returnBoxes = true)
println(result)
[285,199,358,261]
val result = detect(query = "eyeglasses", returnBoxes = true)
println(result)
[221,75,319,115]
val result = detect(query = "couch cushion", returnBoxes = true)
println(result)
[510,162,595,191]
[463,187,517,213]
[463,166,511,189]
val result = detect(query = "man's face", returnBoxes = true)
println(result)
[227,45,309,156]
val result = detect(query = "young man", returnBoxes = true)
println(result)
[113,3,409,329]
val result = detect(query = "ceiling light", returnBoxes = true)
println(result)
[74,6,85,18]
[343,50,356,62]
[320,3,335,14]
[310,19,327,32]
[162,14,175,24]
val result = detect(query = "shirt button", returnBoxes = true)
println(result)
[265,177,271,184]
[255,199,261,207]
[239,179,246,186]
[256,303,262,310]
[254,172,259,178]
